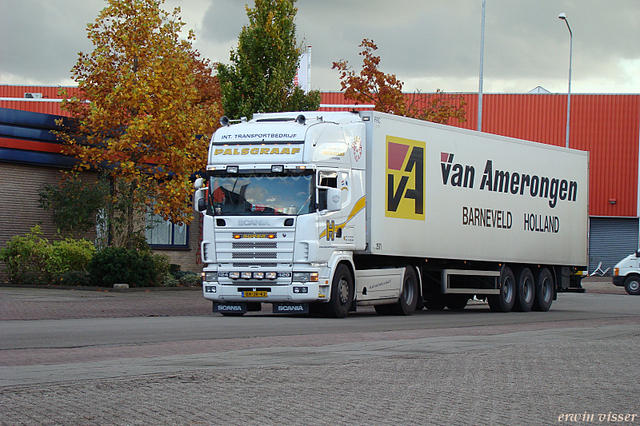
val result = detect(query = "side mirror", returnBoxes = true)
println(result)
[194,177,204,190]
[193,188,207,213]
[326,188,342,212]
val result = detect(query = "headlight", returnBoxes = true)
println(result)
[229,272,240,280]
[204,272,218,282]
[293,272,319,283]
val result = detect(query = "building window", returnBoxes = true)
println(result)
[146,213,188,247]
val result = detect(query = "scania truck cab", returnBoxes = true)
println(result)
[194,112,369,317]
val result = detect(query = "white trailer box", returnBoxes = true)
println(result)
[362,112,589,267]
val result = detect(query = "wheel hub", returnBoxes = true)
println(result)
[338,278,349,305]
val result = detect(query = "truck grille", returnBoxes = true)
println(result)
[233,263,277,267]
[216,226,295,263]
[232,252,278,259]
[232,241,277,249]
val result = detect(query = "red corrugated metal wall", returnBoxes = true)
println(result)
[321,92,640,217]
[0,85,80,116]
[573,95,640,217]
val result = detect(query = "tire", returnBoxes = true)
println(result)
[532,268,554,311]
[445,295,468,311]
[514,268,535,312]
[624,275,640,295]
[387,267,419,315]
[488,266,516,312]
[324,264,354,318]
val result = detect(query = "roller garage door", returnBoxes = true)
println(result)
[589,217,639,275]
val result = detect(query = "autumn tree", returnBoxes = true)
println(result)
[58,0,221,249]
[217,0,320,119]
[333,39,467,125]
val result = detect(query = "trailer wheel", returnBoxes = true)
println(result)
[325,264,354,318]
[387,267,418,315]
[514,268,535,312]
[445,295,468,310]
[532,268,554,311]
[623,276,640,295]
[488,266,516,312]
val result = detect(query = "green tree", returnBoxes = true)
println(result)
[57,0,221,249]
[217,0,320,119]
[333,39,467,125]
[38,173,110,239]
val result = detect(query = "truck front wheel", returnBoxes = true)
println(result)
[488,266,516,312]
[325,264,354,318]
[624,276,640,295]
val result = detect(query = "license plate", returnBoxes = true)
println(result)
[243,291,268,298]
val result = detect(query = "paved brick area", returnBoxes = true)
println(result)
[1,279,638,426]
[1,333,639,426]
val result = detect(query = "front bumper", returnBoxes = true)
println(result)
[612,276,625,287]
[202,281,323,303]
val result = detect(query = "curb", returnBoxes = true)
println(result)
[0,283,201,292]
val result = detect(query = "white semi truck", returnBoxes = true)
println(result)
[194,111,589,317]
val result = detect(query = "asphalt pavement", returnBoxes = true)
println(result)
[0,277,624,321]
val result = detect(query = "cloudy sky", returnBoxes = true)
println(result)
[1,0,639,94]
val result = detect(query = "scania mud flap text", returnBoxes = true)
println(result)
[272,303,309,314]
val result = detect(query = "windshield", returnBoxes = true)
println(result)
[209,173,314,216]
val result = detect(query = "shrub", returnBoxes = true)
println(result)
[179,271,202,287]
[161,273,180,287]
[45,238,95,283]
[0,226,48,284]
[59,270,92,286]
[159,268,202,287]
[0,226,95,284]
[88,247,169,287]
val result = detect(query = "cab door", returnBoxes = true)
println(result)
[317,169,356,252]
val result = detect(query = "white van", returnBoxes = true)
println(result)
[613,251,640,295]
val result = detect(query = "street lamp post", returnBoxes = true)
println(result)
[558,12,572,148]
[478,0,486,132]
